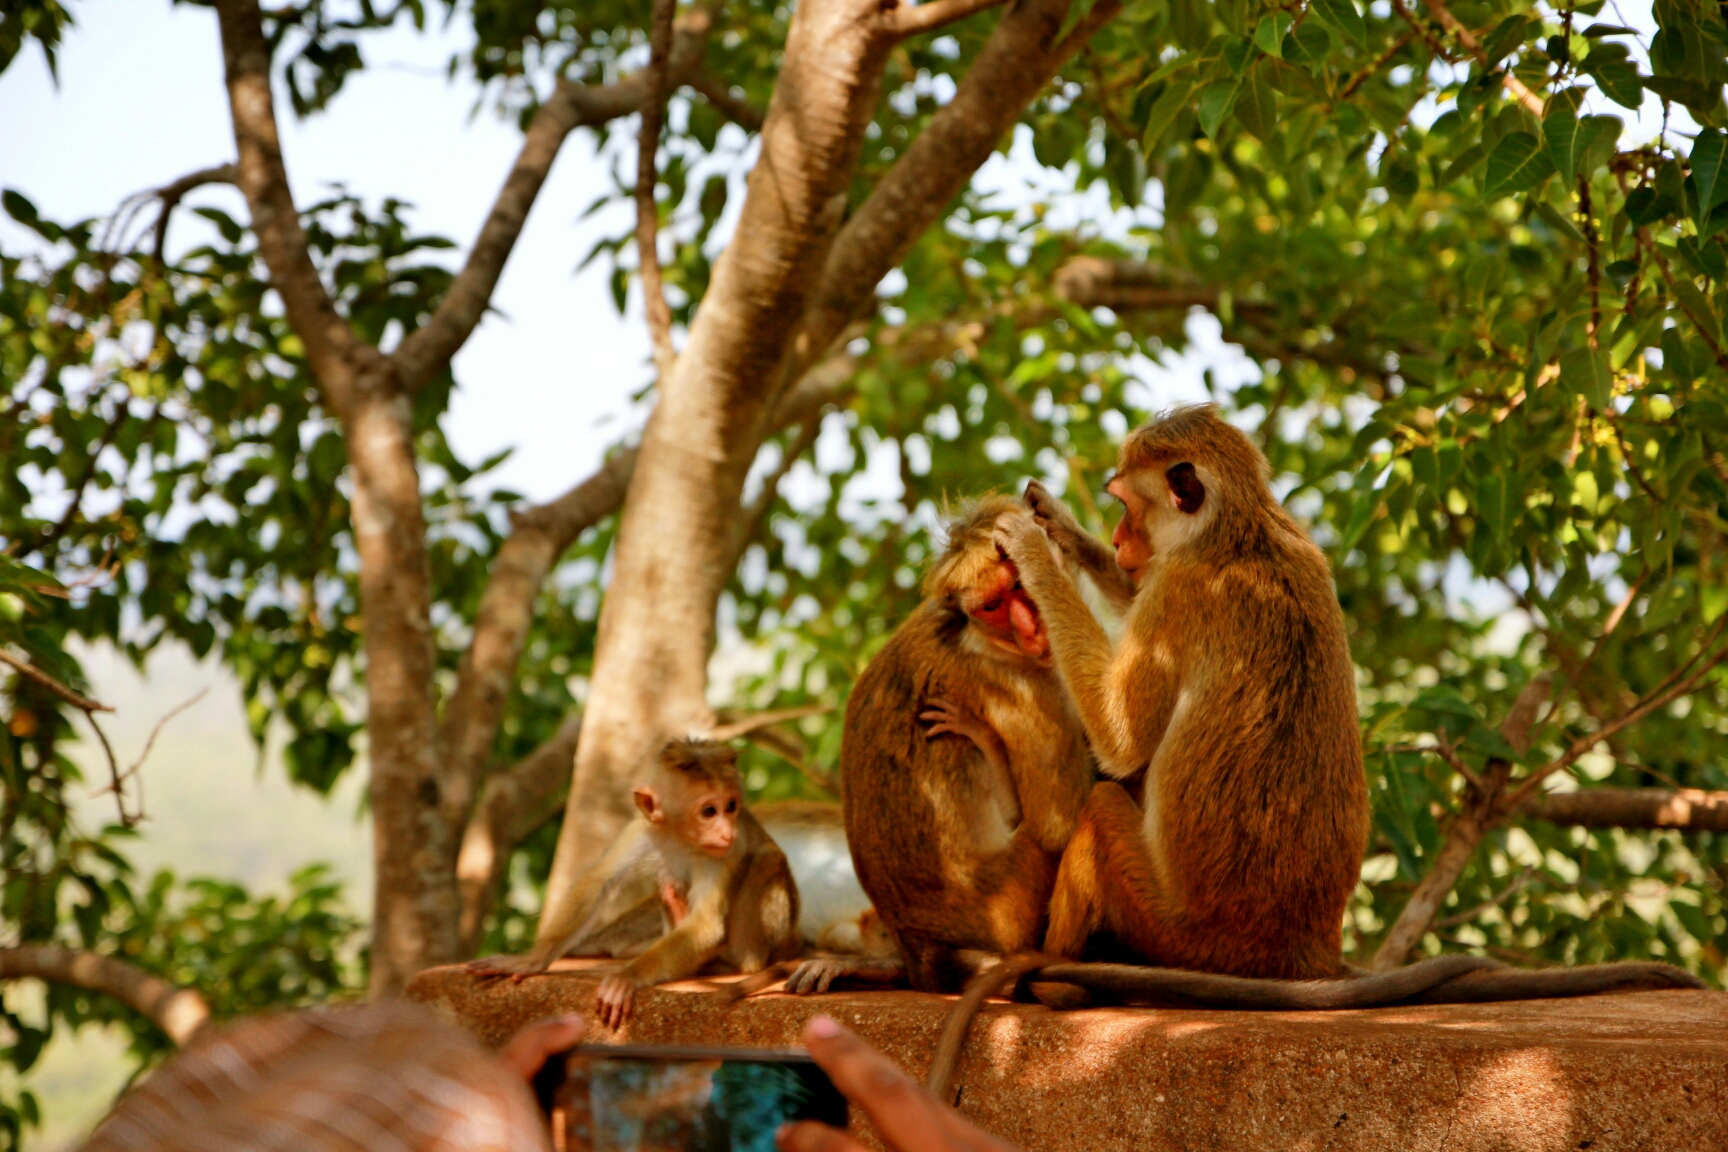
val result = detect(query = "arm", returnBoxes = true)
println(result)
[596,865,730,1026]
[1024,480,1136,613]
[919,697,1021,829]
[995,515,1144,777]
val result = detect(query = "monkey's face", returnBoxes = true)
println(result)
[635,781,741,858]
[681,785,741,858]
[963,551,1051,664]
[1109,460,1211,576]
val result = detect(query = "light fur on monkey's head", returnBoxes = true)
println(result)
[658,737,742,787]
[922,494,1026,599]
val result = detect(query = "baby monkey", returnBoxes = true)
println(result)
[469,738,799,1027]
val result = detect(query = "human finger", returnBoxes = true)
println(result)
[495,1015,587,1082]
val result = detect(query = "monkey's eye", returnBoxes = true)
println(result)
[725,798,738,813]
[701,805,717,818]
[980,597,1003,613]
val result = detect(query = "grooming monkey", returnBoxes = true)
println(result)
[991,405,1699,1006]
[470,738,799,1025]
[786,497,1094,995]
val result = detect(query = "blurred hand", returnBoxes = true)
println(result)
[777,1016,1020,1152]
[495,1014,588,1082]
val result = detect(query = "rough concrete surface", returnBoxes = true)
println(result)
[409,960,1728,1152]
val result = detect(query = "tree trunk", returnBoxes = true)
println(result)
[346,392,461,994]
[541,0,896,916]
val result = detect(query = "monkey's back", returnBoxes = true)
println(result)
[840,600,1067,987]
[1151,520,1368,978]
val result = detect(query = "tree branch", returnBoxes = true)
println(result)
[213,0,378,410]
[391,16,714,391]
[884,0,1008,37]
[782,0,1123,391]
[456,714,583,955]
[437,448,637,808]
[150,163,239,264]
[0,946,209,1045]
[636,0,680,376]
[1522,787,1728,832]
[0,649,111,713]
[686,72,766,130]
[1416,0,1545,116]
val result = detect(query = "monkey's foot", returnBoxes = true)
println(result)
[1027,981,1096,1010]
[785,957,906,995]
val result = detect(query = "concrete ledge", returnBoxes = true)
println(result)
[409,960,1728,1151]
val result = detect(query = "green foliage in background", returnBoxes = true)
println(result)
[7,0,1728,1138]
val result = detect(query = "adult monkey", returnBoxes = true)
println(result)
[993,405,1701,1004]
[783,497,1095,996]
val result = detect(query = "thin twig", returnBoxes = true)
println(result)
[1339,28,1417,101]
[1432,728,1484,790]
[1432,864,1537,929]
[1418,0,1546,116]
[0,650,112,712]
[90,688,209,798]
[636,0,679,376]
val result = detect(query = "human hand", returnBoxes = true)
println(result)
[494,1014,587,1082]
[777,1015,1019,1152]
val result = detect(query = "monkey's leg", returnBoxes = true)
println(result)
[1044,782,1177,963]
[977,827,1057,954]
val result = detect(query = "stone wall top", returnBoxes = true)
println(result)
[409,960,1728,1152]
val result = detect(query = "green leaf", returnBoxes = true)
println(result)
[1197,79,1241,139]
[1234,62,1278,141]
[1056,0,1102,47]
[1283,21,1332,68]
[1254,12,1293,57]
[1543,107,1583,184]
[1587,58,1645,108]
[1141,80,1194,152]
[1560,347,1613,409]
[1309,0,1364,48]
[1409,686,1480,720]
[1480,14,1532,65]
[1690,129,1728,231]
[1481,131,1556,200]
[1463,725,1520,761]
[1670,275,1722,344]
[1438,142,1486,187]
[1535,199,1585,243]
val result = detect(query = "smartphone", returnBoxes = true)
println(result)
[533,1043,848,1152]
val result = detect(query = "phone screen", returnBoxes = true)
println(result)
[535,1044,848,1152]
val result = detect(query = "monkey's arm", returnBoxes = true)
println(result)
[1024,480,1136,613]
[996,516,1146,776]
[595,873,731,1027]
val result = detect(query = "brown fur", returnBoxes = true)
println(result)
[470,739,800,1023]
[793,498,1094,994]
[999,405,1368,980]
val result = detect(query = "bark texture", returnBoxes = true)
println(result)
[1523,787,1728,832]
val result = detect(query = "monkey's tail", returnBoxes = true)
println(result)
[926,953,1051,1102]
[1027,955,1703,1010]
[1406,960,1705,1003]
[706,962,799,1003]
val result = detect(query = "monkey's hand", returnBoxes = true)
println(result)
[786,958,851,995]
[1023,480,1095,566]
[919,697,1008,773]
[993,511,1063,588]
[596,973,641,1029]
[660,878,689,925]
[467,951,553,983]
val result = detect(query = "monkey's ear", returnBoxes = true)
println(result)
[1165,462,1205,514]
[632,786,663,823]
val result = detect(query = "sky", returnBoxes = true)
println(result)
[0,0,654,503]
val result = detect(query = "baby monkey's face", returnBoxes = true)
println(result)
[679,784,740,859]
